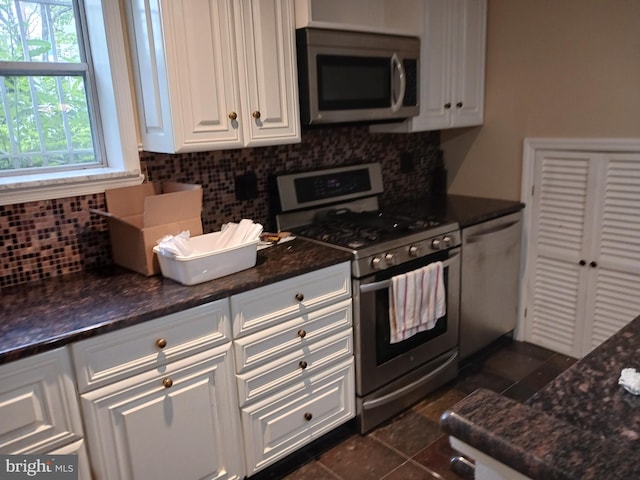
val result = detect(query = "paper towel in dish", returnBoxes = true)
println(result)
[619,368,640,395]
[155,220,263,258]
[218,219,263,249]
[155,230,195,257]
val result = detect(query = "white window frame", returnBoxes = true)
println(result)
[0,0,143,206]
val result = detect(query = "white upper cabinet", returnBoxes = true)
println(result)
[126,0,300,153]
[294,0,424,35]
[371,0,487,133]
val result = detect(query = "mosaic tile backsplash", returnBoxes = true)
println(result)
[1,126,440,288]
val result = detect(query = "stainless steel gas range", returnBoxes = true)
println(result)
[275,163,461,433]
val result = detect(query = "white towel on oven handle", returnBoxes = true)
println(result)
[389,261,446,344]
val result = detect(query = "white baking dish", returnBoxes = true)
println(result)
[153,232,258,285]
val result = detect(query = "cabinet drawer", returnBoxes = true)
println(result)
[234,298,352,373]
[241,357,355,475]
[237,327,353,405]
[0,348,84,454]
[72,299,231,393]
[231,262,351,338]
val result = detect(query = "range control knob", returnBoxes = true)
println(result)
[442,236,453,248]
[431,238,442,250]
[408,245,422,257]
[371,256,386,270]
[385,252,398,266]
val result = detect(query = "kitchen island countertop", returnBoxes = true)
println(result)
[0,239,352,365]
[441,314,640,479]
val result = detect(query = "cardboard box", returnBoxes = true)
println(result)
[100,182,203,275]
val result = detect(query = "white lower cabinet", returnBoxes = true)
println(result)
[46,439,92,480]
[241,358,354,474]
[73,299,244,480]
[80,348,243,480]
[25,265,355,479]
[0,348,85,461]
[231,263,355,476]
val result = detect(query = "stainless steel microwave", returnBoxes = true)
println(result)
[296,28,420,125]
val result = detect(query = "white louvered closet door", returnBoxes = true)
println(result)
[525,150,640,357]
[582,153,640,353]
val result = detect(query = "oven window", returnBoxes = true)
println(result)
[317,55,391,110]
[375,268,449,365]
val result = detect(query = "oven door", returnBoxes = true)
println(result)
[353,248,460,397]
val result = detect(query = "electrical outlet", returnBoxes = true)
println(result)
[400,152,414,173]
[235,172,258,200]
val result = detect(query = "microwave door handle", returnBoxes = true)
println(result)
[391,53,406,112]
[359,253,460,294]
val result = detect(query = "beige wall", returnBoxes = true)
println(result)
[443,0,640,201]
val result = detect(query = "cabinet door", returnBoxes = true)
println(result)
[524,150,640,357]
[0,348,84,454]
[581,153,640,353]
[369,0,486,133]
[81,347,244,480]
[525,150,596,357]
[449,0,486,128]
[416,0,452,130]
[235,0,300,147]
[47,439,92,480]
[127,0,243,152]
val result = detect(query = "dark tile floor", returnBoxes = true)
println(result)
[249,337,577,480]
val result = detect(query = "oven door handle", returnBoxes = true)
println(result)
[359,251,461,294]
[361,349,459,410]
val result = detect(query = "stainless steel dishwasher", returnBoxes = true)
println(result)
[459,211,523,360]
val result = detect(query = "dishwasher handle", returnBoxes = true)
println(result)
[464,218,521,244]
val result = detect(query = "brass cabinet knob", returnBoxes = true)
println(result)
[228,111,238,120]
[456,102,464,108]
[162,378,173,388]
[156,338,167,349]
[304,412,313,421]
[590,261,598,268]
[299,360,308,370]
[579,259,586,266]
[444,102,452,109]
[252,111,261,119]
[295,293,304,302]
[297,329,307,338]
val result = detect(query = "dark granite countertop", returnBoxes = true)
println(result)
[446,194,525,228]
[0,239,352,365]
[441,315,640,479]
[0,194,522,366]
[382,194,524,228]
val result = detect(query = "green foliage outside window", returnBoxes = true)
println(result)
[0,0,98,173]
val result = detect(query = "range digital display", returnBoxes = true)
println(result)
[294,168,372,203]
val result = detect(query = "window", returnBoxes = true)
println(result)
[0,0,142,205]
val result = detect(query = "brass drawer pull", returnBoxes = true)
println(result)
[304,412,313,421]
[156,338,167,349]
[162,378,173,389]
[299,361,308,370]
[297,329,307,338]
[295,293,304,302]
